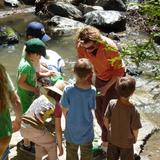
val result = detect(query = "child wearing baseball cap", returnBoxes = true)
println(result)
[17,38,46,113]
[17,38,46,151]
[26,21,51,42]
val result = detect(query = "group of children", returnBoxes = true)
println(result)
[0,22,142,160]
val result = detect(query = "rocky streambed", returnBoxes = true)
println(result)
[0,2,160,160]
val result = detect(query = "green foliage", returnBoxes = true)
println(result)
[121,38,159,65]
[126,0,160,80]
[121,38,160,79]
[138,0,160,26]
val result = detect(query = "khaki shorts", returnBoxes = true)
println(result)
[20,122,57,160]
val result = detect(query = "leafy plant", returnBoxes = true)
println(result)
[121,38,160,79]
[138,0,160,26]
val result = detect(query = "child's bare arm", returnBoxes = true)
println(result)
[61,105,69,118]
[55,117,63,156]
[132,129,139,143]
[18,74,39,95]
[36,64,56,78]
[9,90,22,132]
[37,70,56,78]
[10,90,22,122]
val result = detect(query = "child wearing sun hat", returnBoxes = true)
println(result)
[20,80,66,160]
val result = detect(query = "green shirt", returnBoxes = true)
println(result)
[17,58,37,113]
[0,73,15,139]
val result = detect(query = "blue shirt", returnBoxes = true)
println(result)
[60,84,96,144]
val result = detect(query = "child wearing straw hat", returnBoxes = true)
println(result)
[20,80,66,160]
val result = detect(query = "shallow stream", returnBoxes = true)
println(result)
[0,8,160,160]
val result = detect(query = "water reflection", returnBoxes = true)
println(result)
[0,36,76,84]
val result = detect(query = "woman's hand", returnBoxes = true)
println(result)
[97,85,108,96]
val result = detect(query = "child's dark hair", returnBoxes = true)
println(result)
[47,90,61,102]
[74,58,93,79]
[116,76,136,98]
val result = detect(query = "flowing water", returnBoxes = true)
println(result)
[0,11,76,84]
[0,8,160,160]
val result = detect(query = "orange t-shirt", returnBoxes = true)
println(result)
[77,37,125,81]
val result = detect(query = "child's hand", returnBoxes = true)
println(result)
[47,70,56,77]
[33,87,40,96]
[12,119,21,132]
[58,145,63,156]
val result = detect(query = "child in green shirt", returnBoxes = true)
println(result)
[17,38,46,151]
[0,64,22,159]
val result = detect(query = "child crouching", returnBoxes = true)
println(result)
[20,80,66,160]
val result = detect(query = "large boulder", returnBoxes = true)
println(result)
[0,26,19,45]
[47,15,85,36]
[95,0,126,11]
[84,10,126,32]
[4,0,19,7]
[71,0,95,5]
[79,3,104,14]
[20,0,35,5]
[47,2,83,20]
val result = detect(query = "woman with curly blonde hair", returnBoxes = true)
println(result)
[76,25,125,152]
[0,64,22,158]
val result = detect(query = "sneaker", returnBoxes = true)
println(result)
[100,142,108,153]
[92,146,107,160]
[19,141,35,156]
[101,145,108,153]
[92,145,105,159]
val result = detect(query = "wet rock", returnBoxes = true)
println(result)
[153,34,160,45]
[127,3,139,11]
[20,0,35,5]
[0,7,34,18]
[47,2,83,21]
[78,3,103,14]
[126,66,143,76]
[0,26,19,45]
[107,32,121,41]
[4,0,19,7]
[95,0,126,11]
[134,119,156,154]
[47,15,85,36]
[84,10,126,33]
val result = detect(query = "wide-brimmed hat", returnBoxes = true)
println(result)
[26,21,51,42]
[44,80,68,96]
[25,38,46,57]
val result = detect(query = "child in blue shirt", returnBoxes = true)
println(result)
[60,58,96,160]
